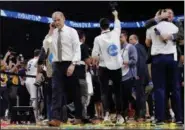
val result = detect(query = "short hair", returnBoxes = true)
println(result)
[165,8,174,15]
[77,30,86,40]
[121,30,128,37]
[0,54,3,60]
[34,49,41,57]
[99,18,110,30]
[52,11,64,19]
[131,34,139,41]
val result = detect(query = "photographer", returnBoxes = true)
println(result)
[0,55,9,120]
[0,49,22,120]
[76,30,92,121]
[36,23,55,122]
[7,53,26,119]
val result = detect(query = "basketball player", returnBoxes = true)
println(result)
[25,49,41,121]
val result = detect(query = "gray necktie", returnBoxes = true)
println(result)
[57,29,62,61]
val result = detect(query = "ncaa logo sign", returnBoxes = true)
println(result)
[48,53,53,64]
[107,44,118,56]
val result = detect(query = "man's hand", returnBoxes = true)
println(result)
[180,55,184,64]
[5,51,11,57]
[92,56,99,67]
[16,60,21,67]
[49,22,56,29]
[8,61,15,69]
[112,10,118,19]
[179,40,184,45]
[123,61,129,66]
[112,10,118,16]
[66,64,75,77]
[37,65,44,73]
[3,51,11,64]
[48,23,55,36]
[182,82,184,87]
[155,10,161,17]
[136,76,140,80]
[155,9,169,21]
[145,39,152,47]
[161,34,173,41]
[84,57,93,66]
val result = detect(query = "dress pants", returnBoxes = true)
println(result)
[51,61,82,120]
[152,54,182,121]
[98,67,122,114]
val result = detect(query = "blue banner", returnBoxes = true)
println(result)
[0,9,184,28]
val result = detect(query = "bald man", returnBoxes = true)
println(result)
[129,34,149,121]
[46,11,82,126]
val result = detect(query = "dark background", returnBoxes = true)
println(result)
[0,1,184,59]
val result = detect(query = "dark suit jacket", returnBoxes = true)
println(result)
[135,43,149,85]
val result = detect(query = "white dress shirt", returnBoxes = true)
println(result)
[146,23,178,61]
[51,25,81,62]
[92,19,122,70]
[121,44,130,76]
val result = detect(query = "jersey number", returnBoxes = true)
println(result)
[27,64,31,71]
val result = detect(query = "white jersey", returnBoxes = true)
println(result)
[26,57,38,76]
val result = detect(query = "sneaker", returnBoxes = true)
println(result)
[150,116,155,122]
[103,112,111,123]
[136,118,145,123]
[42,119,49,123]
[155,120,165,125]
[4,109,9,120]
[72,119,83,125]
[175,121,183,125]
[145,116,151,122]
[38,115,45,121]
[110,113,116,122]
[169,109,175,118]
[116,115,125,125]
[90,117,102,124]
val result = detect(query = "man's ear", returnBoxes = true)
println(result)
[63,16,66,21]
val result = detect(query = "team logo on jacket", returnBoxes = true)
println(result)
[48,53,53,64]
[107,44,118,56]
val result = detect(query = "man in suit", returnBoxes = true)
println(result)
[120,30,138,122]
[129,34,149,121]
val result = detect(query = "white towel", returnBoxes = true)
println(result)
[86,72,94,95]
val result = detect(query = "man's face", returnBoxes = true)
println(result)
[53,14,65,29]
[166,9,174,22]
[120,33,127,43]
[80,36,86,44]
[129,35,137,44]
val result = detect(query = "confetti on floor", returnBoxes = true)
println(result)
[1,122,184,130]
